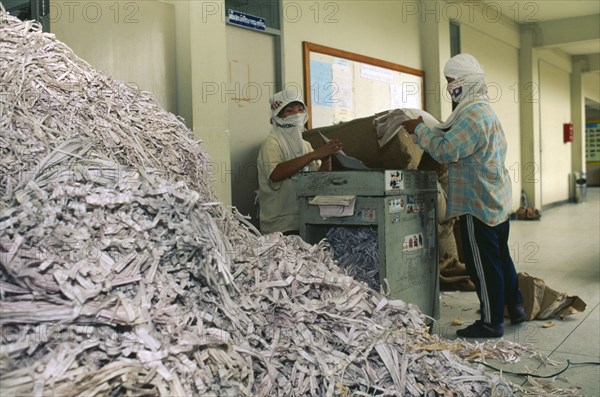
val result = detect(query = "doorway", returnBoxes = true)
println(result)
[226,25,277,227]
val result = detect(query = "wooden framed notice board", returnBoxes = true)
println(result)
[302,41,425,129]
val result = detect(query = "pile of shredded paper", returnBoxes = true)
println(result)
[0,8,578,397]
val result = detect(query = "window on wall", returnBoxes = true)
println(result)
[450,21,461,57]
[225,0,281,31]
[4,0,31,19]
[4,0,49,31]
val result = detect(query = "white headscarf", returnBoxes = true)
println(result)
[437,54,489,130]
[268,89,309,161]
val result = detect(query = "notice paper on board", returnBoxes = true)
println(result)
[318,132,371,170]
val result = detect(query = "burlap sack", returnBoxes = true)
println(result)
[438,218,458,259]
[418,147,473,291]
[439,256,475,291]
[304,110,423,170]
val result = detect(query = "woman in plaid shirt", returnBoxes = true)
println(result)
[402,54,527,338]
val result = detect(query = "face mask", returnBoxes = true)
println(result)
[447,79,464,102]
[274,112,307,128]
[284,113,307,127]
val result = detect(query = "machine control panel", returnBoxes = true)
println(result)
[384,170,404,191]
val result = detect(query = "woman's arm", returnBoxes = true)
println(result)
[270,139,341,182]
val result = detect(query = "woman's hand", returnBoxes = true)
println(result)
[313,139,342,160]
[269,139,342,182]
[401,116,424,134]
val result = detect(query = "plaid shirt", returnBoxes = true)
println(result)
[414,102,512,226]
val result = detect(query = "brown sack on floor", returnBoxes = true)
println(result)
[516,207,542,220]
[518,272,587,320]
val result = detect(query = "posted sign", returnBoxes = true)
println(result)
[228,9,266,32]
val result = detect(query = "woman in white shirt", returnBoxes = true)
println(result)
[257,89,341,235]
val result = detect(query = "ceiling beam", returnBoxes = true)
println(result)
[583,53,600,72]
[537,14,600,47]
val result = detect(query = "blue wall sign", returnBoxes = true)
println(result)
[228,9,266,32]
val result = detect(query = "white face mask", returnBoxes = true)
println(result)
[270,112,309,162]
[274,112,307,128]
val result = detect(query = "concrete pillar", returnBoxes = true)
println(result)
[570,57,586,176]
[518,27,541,209]
[418,1,452,122]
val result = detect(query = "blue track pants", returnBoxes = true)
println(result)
[459,214,523,326]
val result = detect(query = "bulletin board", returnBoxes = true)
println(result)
[302,41,425,129]
[586,121,600,162]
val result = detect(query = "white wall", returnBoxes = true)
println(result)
[51,0,176,113]
[281,0,422,93]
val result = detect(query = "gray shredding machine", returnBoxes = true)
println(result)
[297,170,440,320]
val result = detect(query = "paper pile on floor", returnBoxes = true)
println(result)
[0,9,568,396]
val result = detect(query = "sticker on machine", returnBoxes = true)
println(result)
[388,197,406,213]
[406,196,423,213]
[402,233,424,251]
[361,209,376,221]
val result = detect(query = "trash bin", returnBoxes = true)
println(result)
[575,172,587,203]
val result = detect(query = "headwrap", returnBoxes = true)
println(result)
[436,54,489,130]
[268,89,309,162]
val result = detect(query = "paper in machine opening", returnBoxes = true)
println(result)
[318,132,371,170]
[309,195,356,218]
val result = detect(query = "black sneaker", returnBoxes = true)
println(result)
[456,321,504,338]
[508,305,527,325]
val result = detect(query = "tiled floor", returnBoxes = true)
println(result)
[433,188,600,396]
